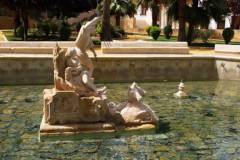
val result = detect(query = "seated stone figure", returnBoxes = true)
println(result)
[53,44,106,96]
[44,44,108,124]
[43,17,109,125]
[64,47,106,97]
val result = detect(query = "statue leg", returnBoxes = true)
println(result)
[81,71,97,93]
[79,53,94,78]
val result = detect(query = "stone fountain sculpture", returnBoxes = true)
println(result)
[40,17,158,140]
[174,81,188,98]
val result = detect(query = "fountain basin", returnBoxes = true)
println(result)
[1,81,240,159]
[1,54,240,85]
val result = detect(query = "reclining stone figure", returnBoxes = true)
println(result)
[108,82,158,125]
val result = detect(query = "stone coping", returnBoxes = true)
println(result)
[215,44,240,54]
[101,41,188,47]
[101,47,189,54]
[101,41,189,54]
[0,47,53,54]
[0,41,75,47]
[1,53,240,61]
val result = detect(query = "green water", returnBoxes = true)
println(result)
[0,81,240,160]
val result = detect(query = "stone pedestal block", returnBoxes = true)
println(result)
[43,89,109,125]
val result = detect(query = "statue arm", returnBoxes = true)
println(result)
[84,17,102,29]
[89,41,97,58]
[81,71,97,92]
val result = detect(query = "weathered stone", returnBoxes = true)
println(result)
[101,41,189,54]
[39,17,158,140]
[44,90,109,124]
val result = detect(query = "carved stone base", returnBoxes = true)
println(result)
[43,89,109,124]
[39,114,156,141]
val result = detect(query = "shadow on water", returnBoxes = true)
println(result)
[156,118,171,134]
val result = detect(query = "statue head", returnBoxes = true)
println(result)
[128,82,146,103]
[65,48,81,67]
[178,82,185,91]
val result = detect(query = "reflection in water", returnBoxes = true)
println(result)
[0,81,240,159]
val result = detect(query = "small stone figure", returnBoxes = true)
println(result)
[108,82,158,125]
[120,82,158,125]
[174,81,188,98]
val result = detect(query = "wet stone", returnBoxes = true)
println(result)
[226,148,236,154]
[24,98,36,103]
[0,100,8,104]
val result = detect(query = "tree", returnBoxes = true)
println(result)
[168,0,228,43]
[102,0,112,41]
[178,0,186,41]
[46,0,98,19]
[97,0,136,27]
[110,0,136,27]
[167,0,186,41]
[137,0,168,26]
[227,0,240,28]
[0,0,98,40]
[0,0,39,40]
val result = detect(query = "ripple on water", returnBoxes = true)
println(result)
[0,81,240,159]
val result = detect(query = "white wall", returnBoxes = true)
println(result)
[134,5,234,32]
[135,6,152,30]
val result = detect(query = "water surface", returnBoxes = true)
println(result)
[0,81,240,159]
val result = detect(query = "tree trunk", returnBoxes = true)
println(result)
[178,0,186,41]
[101,0,112,41]
[187,0,198,44]
[19,8,29,41]
[151,0,159,26]
[13,9,21,37]
[22,10,29,41]
[231,15,236,29]
[158,4,162,28]
[187,22,194,44]
[115,15,121,27]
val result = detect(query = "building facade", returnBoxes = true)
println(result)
[121,2,240,33]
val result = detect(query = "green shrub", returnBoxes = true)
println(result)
[200,30,213,43]
[37,21,50,36]
[150,26,160,40]
[222,28,234,44]
[96,22,102,35]
[16,25,24,39]
[49,21,58,35]
[163,25,173,39]
[112,26,125,38]
[32,30,44,37]
[96,23,125,39]
[76,22,82,32]
[93,39,101,45]
[146,26,153,36]
[58,21,71,40]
